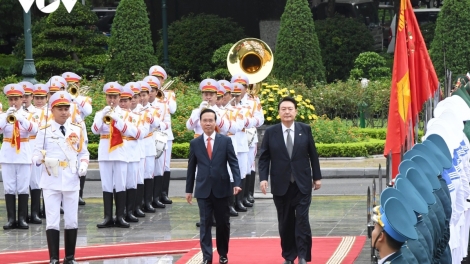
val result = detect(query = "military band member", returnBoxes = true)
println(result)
[140,77,162,212]
[144,75,172,209]
[92,82,139,228]
[1,84,38,230]
[130,82,147,217]
[47,76,68,95]
[62,72,93,205]
[215,81,226,108]
[149,65,176,205]
[18,81,35,112]
[136,81,150,111]
[33,91,89,264]
[120,83,149,222]
[28,84,51,225]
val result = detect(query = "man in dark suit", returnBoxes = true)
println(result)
[186,108,242,264]
[258,97,322,264]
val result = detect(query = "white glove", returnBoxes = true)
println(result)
[6,107,16,115]
[110,111,121,121]
[15,113,26,123]
[102,106,112,115]
[78,162,88,176]
[199,101,209,110]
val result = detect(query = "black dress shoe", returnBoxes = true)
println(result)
[298,258,307,264]
[283,261,294,264]
[196,221,216,227]
[219,256,228,263]
[202,260,212,264]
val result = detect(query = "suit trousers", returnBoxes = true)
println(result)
[99,161,127,192]
[126,161,138,189]
[43,189,79,230]
[144,156,154,180]
[137,158,145,184]
[30,164,41,190]
[2,164,31,194]
[236,152,248,179]
[164,140,172,172]
[273,181,312,261]
[197,192,230,261]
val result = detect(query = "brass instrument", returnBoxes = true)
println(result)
[156,89,165,100]
[227,38,274,85]
[68,83,90,98]
[103,103,115,125]
[7,110,17,124]
[222,97,236,110]
[156,80,175,100]
[161,80,175,91]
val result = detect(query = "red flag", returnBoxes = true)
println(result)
[384,0,438,179]
[109,120,123,152]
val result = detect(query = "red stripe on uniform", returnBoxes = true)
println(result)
[28,122,32,132]
[219,119,224,128]
[94,124,98,132]
[136,129,141,139]
[122,124,127,133]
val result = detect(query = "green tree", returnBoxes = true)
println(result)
[156,14,244,81]
[15,3,108,79]
[316,16,374,82]
[430,0,470,78]
[273,0,326,86]
[0,0,23,45]
[201,43,233,80]
[104,0,157,82]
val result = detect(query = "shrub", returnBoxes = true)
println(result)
[273,0,325,85]
[104,0,157,82]
[14,3,108,80]
[349,52,391,80]
[315,140,385,157]
[258,83,317,125]
[315,16,374,83]
[0,54,21,78]
[421,22,436,48]
[156,14,244,81]
[200,43,233,80]
[311,116,369,144]
[172,143,189,158]
[430,0,470,79]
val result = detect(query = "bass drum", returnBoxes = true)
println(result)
[154,131,168,159]
[245,127,257,147]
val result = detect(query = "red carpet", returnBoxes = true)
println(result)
[0,236,365,264]
[176,236,366,264]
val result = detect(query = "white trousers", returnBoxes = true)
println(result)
[2,164,31,194]
[237,152,248,179]
[30,164,42,190]
[126,162,138,189]
[154,153,165,176]
[144,156,155,180]
[43,189,79,230]
[247,146,256,173]
[138,158,145,184]
[164,140,172,172]
[99,161,127,192]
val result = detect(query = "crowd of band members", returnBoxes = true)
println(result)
[0,66,264,261]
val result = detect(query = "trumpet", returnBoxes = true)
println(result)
[68,83,90,98]
[103,103,115,125]
[7,110,17,124]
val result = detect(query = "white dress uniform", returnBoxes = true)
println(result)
[47,75,68,93]
[33,91,89,264]
[0,84,38,230]
[91,82,139,228]
[18,81,35,111]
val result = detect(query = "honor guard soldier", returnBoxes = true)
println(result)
[215,81,226,108]
[1,84,38,230]
[48,76,68,95]
[28,84,50,224]
[136,81,150,111]
[18,81,35,112]
[138,77,162,212]
[371,194,419,263]
[144,75,172,209]
[33,91,89,264]
[149,65,177,205]
[121,83,149,222]
[130,82,148,217]
[92,82,139,228]
[62,72,93,205]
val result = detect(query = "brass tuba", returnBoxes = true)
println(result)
[227,38,274,85]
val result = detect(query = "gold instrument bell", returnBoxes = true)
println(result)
[227,38,274,86]
[7,110,17,124]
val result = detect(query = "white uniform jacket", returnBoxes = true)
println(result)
[123,110,149,162]
[0,109,38,164]
[33,120,90,191]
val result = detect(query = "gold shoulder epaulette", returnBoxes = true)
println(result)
[71,123,82,127]
[40,124,51,130]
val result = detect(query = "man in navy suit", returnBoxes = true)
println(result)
[186,108,242,264]
[258,97,322,264]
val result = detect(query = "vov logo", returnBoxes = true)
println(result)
[18,0,77,13]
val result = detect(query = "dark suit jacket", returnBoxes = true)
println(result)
[258,122,322,196]
[186,133,241,199]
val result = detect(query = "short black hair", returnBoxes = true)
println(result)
[278,96,297,110]
[200,108,217,121]
[383,231,404,250]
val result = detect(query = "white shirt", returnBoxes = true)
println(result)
[378,252,394,264]
[281,122,295,146]
[203,131,216,152]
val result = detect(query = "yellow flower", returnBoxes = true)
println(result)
[276,115,280,119]
[267,117,272,121]
[301,115,305,119]
[308,115,312,120]
[262,83,268,86]
[262,91,267,95]
[290,90,295,94]
[260,100,265,104]
[312,114,318,120]
[263,110,267,115]
[268,98,274,102]
[296,97,303,102]
[306,99,311,103]
[277,91,283,95]
[269,107,274,111]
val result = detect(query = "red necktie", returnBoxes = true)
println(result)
[207,137,212,159]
